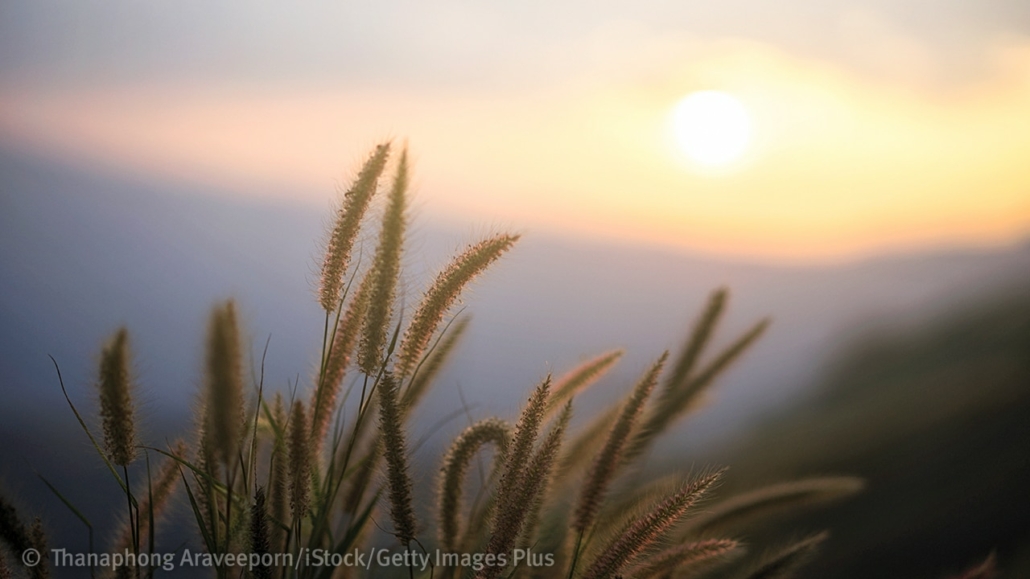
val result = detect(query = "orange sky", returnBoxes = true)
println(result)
[2,37,1029,263]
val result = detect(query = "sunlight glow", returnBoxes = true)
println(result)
[672,90,753,166]
[2,39,1030,261]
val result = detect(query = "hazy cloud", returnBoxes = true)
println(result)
[1,0,1028,90]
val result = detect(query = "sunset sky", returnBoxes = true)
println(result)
[2,1,1029,261]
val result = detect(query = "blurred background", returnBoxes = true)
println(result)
[1,2,1029,577]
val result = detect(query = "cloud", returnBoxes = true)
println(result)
[2,0,1029,90]
[2,16,1029,261]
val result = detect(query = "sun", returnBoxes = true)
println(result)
[671,90,753,167]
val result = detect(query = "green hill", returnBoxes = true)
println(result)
[711,288,1030,578]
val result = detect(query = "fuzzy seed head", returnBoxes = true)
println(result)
[250,488,272,579]
[575,353,667,533]
[492,378,551,515]
[682,476,864,535]
[0,493,31,559]
[359,148,408,374]
[269,394,289,553]
[319,142,391,311]
[546,349,623,416]
[98,327,137,466]
[288,400,312,522]
[582,470,723,579]
[29,518,49,579]
[513,402,573,556]
[743,532,828,579]
[477,388,563,579]
[630,313,768,462]
[396,233,519,377]
[378,372,417,544]
[627,538,741,579]
[204,300,245,467]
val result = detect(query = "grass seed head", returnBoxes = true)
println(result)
[29,517,49,579]
[250,488,272,579]
[319,142,392,312]
[0,493,31,559]
[575,353,668,533]
[204,300,245,467]
[741,531,828,579]
[98,327,137,466]
[359,148,408,374]
[397,233,519,377]
[378,371,417,545]
[288,400,312,522]
[438,418,510,552]
[582,470,724,579]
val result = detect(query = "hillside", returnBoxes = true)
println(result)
[709,289,1030,578]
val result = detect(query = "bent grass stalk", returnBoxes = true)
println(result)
[438,418,511,552]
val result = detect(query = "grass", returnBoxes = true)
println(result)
[2,141,867,579]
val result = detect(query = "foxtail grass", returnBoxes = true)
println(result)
[204,300,245,468]
[250,488,272,579]
[396,233,520,377]
[358,148,408,374]
[546,349,624,416]
[378,371,416,545]
[574,353,667,534]
[111,440,186,553]
[740,532,828,579]
[580,470,723,579]
[312,269,372,456]
[267,393,289,557]
[490,378,551,523]
[513,401,573,556]
[28,518,49,579]
[98,327,137,467]
[318,142,391,312]
[680,476,864,536]
[29,142,870,579]
[401,314,471,413]
[438,418,510,552]
[288,400,311,525]
[0,493,32,562]
[479,401,572,579]
[624,538,742,579]
[627,308,769,462]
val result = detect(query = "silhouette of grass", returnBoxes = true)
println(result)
[5,143,883,579]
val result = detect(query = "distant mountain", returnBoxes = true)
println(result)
[2,143,1029,569]
[706,287,1030,579]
